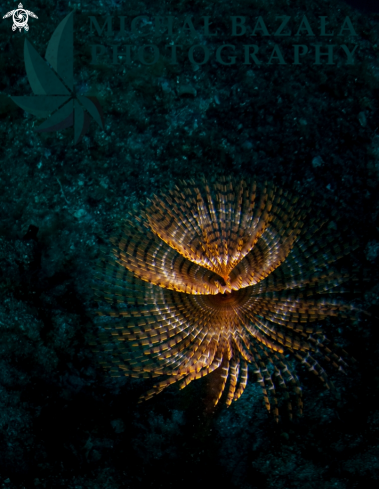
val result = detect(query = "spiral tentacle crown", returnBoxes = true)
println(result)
[91,176,357,422]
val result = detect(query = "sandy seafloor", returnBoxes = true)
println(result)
[0,0,379,487]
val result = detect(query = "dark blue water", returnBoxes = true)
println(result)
[342,0,379,13]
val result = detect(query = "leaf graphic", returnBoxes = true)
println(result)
[77,96,105,129]
[24,39,70,95]
[45,11,74,91]
[34,99,74,132]
[10,95,70,117]
[74,99,91,144]
[10,11,104,144]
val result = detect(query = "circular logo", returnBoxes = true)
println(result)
[12,8,29,31]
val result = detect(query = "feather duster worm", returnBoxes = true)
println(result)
[91,176,358,422]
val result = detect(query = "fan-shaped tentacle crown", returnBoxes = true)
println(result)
[91,176,357,422]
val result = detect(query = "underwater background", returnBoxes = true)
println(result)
[0,0,378,487]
